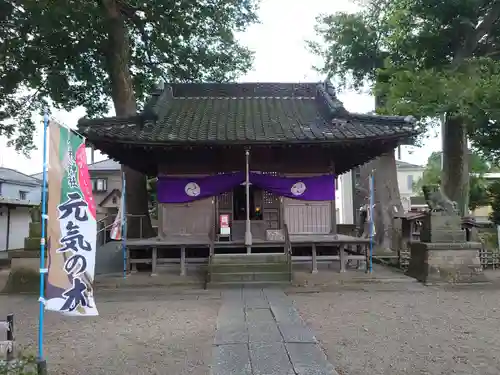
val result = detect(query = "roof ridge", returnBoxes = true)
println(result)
[171,96,316,99]
[0,167,41,182]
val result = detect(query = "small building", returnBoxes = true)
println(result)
[0,168,41,254]
[78,82,417,251]
[0,167,41,202]
[396,160,425,211]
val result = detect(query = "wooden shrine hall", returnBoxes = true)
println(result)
[78,82,417,284]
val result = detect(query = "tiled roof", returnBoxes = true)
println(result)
[0,167,41,186]
[78,82,418,145]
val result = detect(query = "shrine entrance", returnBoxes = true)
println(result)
[233,185,263,221]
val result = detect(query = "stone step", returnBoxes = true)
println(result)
[211,253,288,264]
[210,271,291,283]
[209,263,289,274]
[206,280,290,289]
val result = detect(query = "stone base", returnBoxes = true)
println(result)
[406,242,489,285]
[2,251,46,294]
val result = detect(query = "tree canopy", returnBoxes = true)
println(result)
[309,0,500,125]
[1,0,260,237]
[310,0,500,219]
[0,0,259,154]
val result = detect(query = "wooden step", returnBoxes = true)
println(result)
[209,263,289,274]
[206,281,290,289]
[211,253,288,264]
[210,271,290,283]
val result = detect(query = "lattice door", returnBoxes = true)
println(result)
[217,191,233,229]
[262,187,280,229]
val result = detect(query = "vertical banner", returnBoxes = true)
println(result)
[110,199,123,240]
[46,120,99,316]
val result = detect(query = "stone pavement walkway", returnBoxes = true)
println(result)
[211,288,338,375]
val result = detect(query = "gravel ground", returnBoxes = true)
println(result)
[0,290,220,375]
[293,287,500,375]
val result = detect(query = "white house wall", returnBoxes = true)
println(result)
[8,207,30,250]
[0,181,41,203]
[339,170,353,224]
[0,206,7,251]
[0,206,31,251]
[397,168,424,199]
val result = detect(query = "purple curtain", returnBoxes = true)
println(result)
[250,173,335,201]
[157,172,335,203]
[157,172,244,203]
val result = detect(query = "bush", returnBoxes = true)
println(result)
[478,231,498,250]
[0,353,38,375]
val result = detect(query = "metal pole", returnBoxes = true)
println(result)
[369,172,374,273]
[121,172,127,278]
[244,148,252,250]
[38,109,49,366]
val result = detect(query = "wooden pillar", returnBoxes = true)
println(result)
[151,247,157,276]
[311,243,318,274]
[330,163,337,234]
[279,197,285,229]
[180,247,186,276]
[339,244,346,273]
[158,203,166,239]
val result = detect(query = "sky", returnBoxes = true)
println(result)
[0,0,442,175]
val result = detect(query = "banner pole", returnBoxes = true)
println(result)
[121,172,127,278]
[38,108,49,367]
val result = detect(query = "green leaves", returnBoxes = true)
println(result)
[414,151,492,210]
[0,0,259,153]
[488,180,500,224]
[308,11,384,89]
[311,0,500,162]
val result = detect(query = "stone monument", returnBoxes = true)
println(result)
[406,185,488,285]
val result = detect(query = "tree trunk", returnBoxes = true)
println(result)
[441,114,469,216]
[101,0,154,238]
[357,92,403,250]
[359,152,403,249]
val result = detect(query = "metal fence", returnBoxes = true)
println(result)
[478,247,500,269]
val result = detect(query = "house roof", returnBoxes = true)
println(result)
[99,188,121,207]
[78,82,418,145]
[0,167,41,186]
[88,159,121,171]
[396,160,424,169]
[31,159,121,181]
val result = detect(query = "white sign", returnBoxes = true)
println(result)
[220,214,230,236]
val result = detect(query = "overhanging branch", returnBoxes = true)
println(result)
[454,0,500,66]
